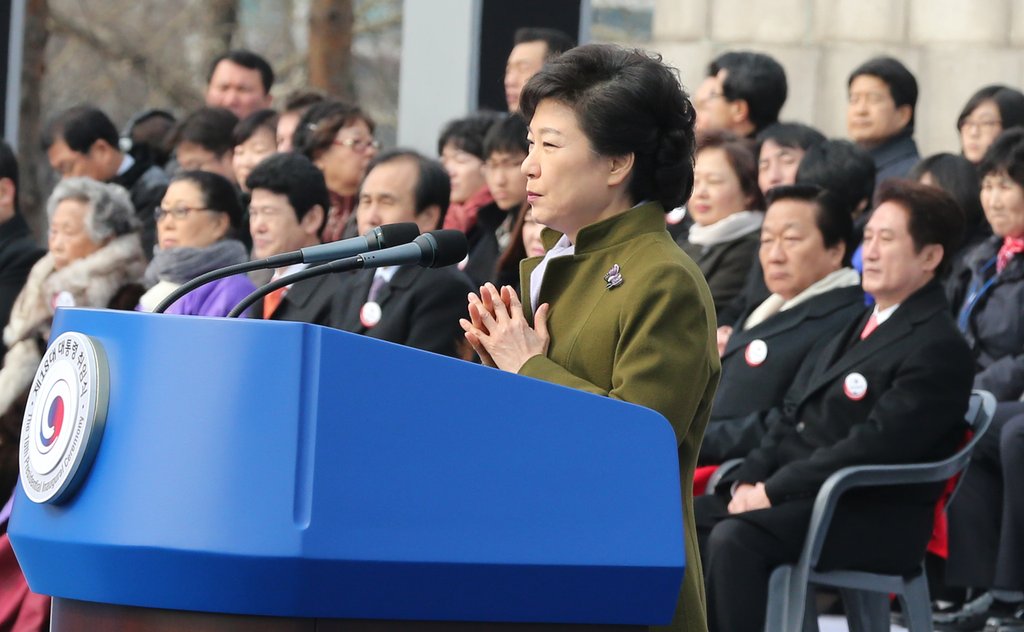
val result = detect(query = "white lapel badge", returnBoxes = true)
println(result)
[604,264,624,290]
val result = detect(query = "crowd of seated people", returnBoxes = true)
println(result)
[0,28,1023,632]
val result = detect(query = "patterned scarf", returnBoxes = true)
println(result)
[996,236,1024,273]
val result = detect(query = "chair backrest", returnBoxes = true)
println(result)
[945,389,996,505]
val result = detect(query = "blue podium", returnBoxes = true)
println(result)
[10,309,685,630]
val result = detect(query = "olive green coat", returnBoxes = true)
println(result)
[519,202,720,632]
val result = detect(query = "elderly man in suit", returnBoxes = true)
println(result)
[329,150,473,357]
[695,179,975,632]
[700,184,864,464]
[246,153,335,325]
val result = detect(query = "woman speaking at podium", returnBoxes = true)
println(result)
[461,44,720,632]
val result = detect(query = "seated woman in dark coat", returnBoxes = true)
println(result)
[700,184,863,464]
[681,131,764,316]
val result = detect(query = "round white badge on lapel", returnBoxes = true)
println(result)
[745,339,768,367]
[360,301,382,328]
[843,372,868,401]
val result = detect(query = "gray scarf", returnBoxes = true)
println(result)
[144,239,249,287]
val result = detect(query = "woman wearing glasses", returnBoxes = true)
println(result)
[293,100,379,242]
[957,85,1024,165]
[137,170,254,316]
[461,44,719,632]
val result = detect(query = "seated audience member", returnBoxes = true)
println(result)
[137,171,254,316]
[276,89,326,152]
[463,114,529,286]
[122,108,176,168]
[757,122,825,195]
[503,27,575,112]
[246,153,332,325]
[694,50,788,138]
[696,180,972,632]
[204,49,274,120]
[717,139,875,360]
[958,85,1024,165]
[492,206,545,293]
[0,143,44,364]
[438,111,503,237]
[700,185,862,464]
[713,122,827,326]
[293,100,378,242]
[941,129,1024,632]
[232,109,278,194]
[847,56,920,190]
[329,150,473,357]
[168,107,239,184]
[0,177,145,632]
[910,153,988,307]
[43,105,169,257]
[681,131,765,315]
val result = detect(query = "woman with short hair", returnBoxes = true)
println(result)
[137,170,254,316]
[461,44,719,632]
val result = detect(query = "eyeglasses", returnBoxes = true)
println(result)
[695,91,725,108]
[247,206,288,220]
[155,205,208,221]
[332,137,381,153]
[960,118,1002,132]
[482,158,525,173]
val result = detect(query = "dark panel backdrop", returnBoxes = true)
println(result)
[0,1,10,134]
[476,0,583,112]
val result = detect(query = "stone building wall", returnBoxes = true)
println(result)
[649,0,1024,156]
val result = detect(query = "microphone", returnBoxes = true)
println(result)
[226,230,469,318]
[153,223,421,314]
[298,223,420,264]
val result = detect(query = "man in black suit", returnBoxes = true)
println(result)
[329,150,473,357]
[701,185,864,464]
[0,142,44,364]
[246,153,333,325]
[43,105,169,258]
[696,180,975,632]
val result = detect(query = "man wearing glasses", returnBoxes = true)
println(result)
[693,51,788,138]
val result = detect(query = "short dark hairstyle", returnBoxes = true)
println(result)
[123,108,176,166]
[708,51,788,133]
[246,153,329,233]
[697,130,765,211]
[363,149,451,227]
[513,27,575,59]
[796,139,876,218]
[978,127,1024,188]
[909,153,984,246]
[483,113,529,159]
[765,183,855,265]
[169,107,239,155]
[876,179,964,277]
[756,122,826,152]
[957,84,1024,133]
[292,100,376,161]
[0,141,19,213]
[232,109,279,146]
[207,49,274,95]
[437,111,504,159]
[170,169,245,231]
[520,43,697,211]
[848,56,918,133]
[283,89,327,114]
[41,105,120,153]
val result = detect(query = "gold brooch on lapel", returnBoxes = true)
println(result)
[604,264,624,290]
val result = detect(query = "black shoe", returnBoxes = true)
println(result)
[984,607,1024,631]
[935,592,1019,631]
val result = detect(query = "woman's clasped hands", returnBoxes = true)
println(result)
[460,282,550,373]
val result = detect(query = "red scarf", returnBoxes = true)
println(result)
[997,236,1024,273]
[321,192,355,243]
[444,185,494,234]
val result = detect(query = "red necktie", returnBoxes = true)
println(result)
[263,287,286,319]
[997,236,1024,273]
[860,313,879,340]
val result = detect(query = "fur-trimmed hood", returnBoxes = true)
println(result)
[0,233,146,417]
